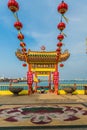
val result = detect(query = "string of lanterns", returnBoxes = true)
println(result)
[8,0,69,68]
[56,0,68,67]
[8,0,27,67]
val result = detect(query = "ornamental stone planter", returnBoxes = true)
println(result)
[63,87,76,94]
[9,86,23,96]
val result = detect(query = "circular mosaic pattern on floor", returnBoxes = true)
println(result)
[0,105,87,124]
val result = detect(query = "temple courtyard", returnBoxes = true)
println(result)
[0,93,87,104]
[0,93,87,129]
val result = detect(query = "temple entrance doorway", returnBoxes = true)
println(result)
[33,72,52,92]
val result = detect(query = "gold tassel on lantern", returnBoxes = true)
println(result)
[13,12,19,21]
[62,14,69,23]
[62,32,67,37]
[86,48,87,54]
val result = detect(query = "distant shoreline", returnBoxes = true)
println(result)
[0,80,27,83]
[0,79,87,83]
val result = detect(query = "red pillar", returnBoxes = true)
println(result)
[49,72,51,92]
[28,84,32,95]
[34,72,38,92]
[27,71,33,95]
[53,71,59,95]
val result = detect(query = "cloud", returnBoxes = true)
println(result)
[24,30,57,51]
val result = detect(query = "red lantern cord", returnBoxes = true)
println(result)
[8,0,27,66]
[13,12,19,21]
[56,0,69,65]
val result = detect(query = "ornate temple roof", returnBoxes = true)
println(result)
[15,49,70,64]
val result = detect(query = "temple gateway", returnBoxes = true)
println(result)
[8,0,70,95]
[16,49,70,95]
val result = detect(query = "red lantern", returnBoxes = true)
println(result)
[60,63,64,67]
[14,21,23,30]
[57,1,68,14]
[56,48,61,52]
[41,45,46,51]
[56,48,61,55]
[57,52,61,56]
[8,0,19,13]
[57,34,64,41]
[22,48,27,52]
[57,42,63,47]
[57,22,66,31]
[22,63,27,67]
[20,42,26,47]
[17,33,24,40]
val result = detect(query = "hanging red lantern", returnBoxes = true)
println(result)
[57,1,68,14]
[56,48,61,52]
[57,34,64,41]
[60,63,64,67]
[20,42,26,47]
[57,51,61,56]
[22,48,27,52]
[14,21,23,30]
[57,42,63,47]
[57,22,66,31]
[41,45,46,51]
[8,0,19,13]
[56,48,61,56]
[17,33,24,40]
[22,63,27,67]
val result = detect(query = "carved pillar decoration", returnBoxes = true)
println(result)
[53,71,59,95]
[27,71,33,95]
[34,72,38,92]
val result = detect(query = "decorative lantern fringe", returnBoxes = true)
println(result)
[86,48,87,53]
[62,14,69,23]
[13,12,19,21]
[62,32,67,37]
[85,38,87,45]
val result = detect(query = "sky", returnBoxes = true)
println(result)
[0,0,87,80]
